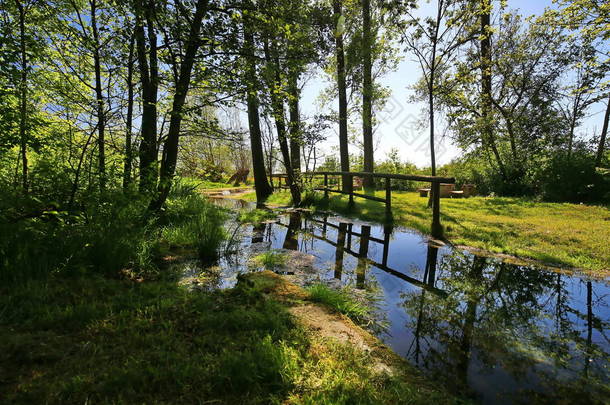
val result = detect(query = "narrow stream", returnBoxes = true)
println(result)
[201,198,609,404]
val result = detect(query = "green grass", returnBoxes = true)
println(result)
[307,284,373,325]
[238,208,278,224]
[0,272,459,405]
[252,250,287,269]
[161,194,228,261]
[243,190,610,274]
[180,176,237,190]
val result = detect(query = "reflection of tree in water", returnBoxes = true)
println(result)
[401,250,609,403]
[283,212,301,250]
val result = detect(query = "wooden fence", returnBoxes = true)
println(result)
[270,171,455,238]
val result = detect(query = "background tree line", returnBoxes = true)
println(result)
[0,0,608,213]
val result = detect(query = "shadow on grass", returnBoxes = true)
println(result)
[0,273,456,405]
[0,275,301,404]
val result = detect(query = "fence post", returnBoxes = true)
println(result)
[324,173,329,199]
[385,177,392,218]
[431,181,443,239]
[382,224,392,267]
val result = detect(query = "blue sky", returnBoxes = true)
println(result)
[298,0,608,167]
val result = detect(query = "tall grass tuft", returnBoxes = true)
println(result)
[161,193,228,262]
[252,251,286,269]
[306,283,373,324]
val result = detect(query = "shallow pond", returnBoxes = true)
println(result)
[204,198,609,404]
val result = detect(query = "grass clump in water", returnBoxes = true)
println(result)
[307,283,372,325]
[252,250,286,270]
[238,208,277,224]
[161,194,228,262]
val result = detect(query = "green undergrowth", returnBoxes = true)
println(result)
[0,272,461,405]
[243,190,610,275]
[0,185,229,284]
[307,284,373,325]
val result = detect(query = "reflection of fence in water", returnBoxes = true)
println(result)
[274,213,447,297]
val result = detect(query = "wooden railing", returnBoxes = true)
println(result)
[269,171,455,238]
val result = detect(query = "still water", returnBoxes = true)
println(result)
[208,199,609,404]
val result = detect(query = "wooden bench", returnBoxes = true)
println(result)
[419,188,431,197]
[450,190,464,198]
[420,183,456,198]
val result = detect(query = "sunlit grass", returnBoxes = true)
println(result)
[243,190,610,273]
[0,272,456,404]
[238,208,277,224]
[252,250,287,269]
[307,284,372,325]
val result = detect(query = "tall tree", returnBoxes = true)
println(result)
[361,0,374,190]
[263,32,301,205]
[152,0,211,210]
[333,0,351,193]
[242,7,272,202]
[89,0,106,191]
[401,0,474,178]
[123,30,135,190]
[288,74,301,173]
[479,0,505,179]
[134,0,159,193]
[15,0,29,192]
[595,96,610,167]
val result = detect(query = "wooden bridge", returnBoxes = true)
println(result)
[270,171,455,238]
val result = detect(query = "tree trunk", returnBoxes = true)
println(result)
[16,0,28,193]
[288,74,301,174]
[429,83,436,177]
[264,39,301,206]
[135,0,159,193]
[123,31,135,190]
[361,0,374,191]
[152,0,209,210]
[427,3,442,209]
[243,13,272,202]
[567,113,577,160]
[91,0,106,191]
[480,0,506,179]
[595,95,610,167]
[334,0,351,193]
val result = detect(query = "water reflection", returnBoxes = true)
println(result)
[334,222,347,280]
[283,212,301,250]
[400,252,608,403]
[207,200,609,404]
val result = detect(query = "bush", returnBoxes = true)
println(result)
[162,193,228,261]
[441,147,610,203]
[534,150,610,203]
